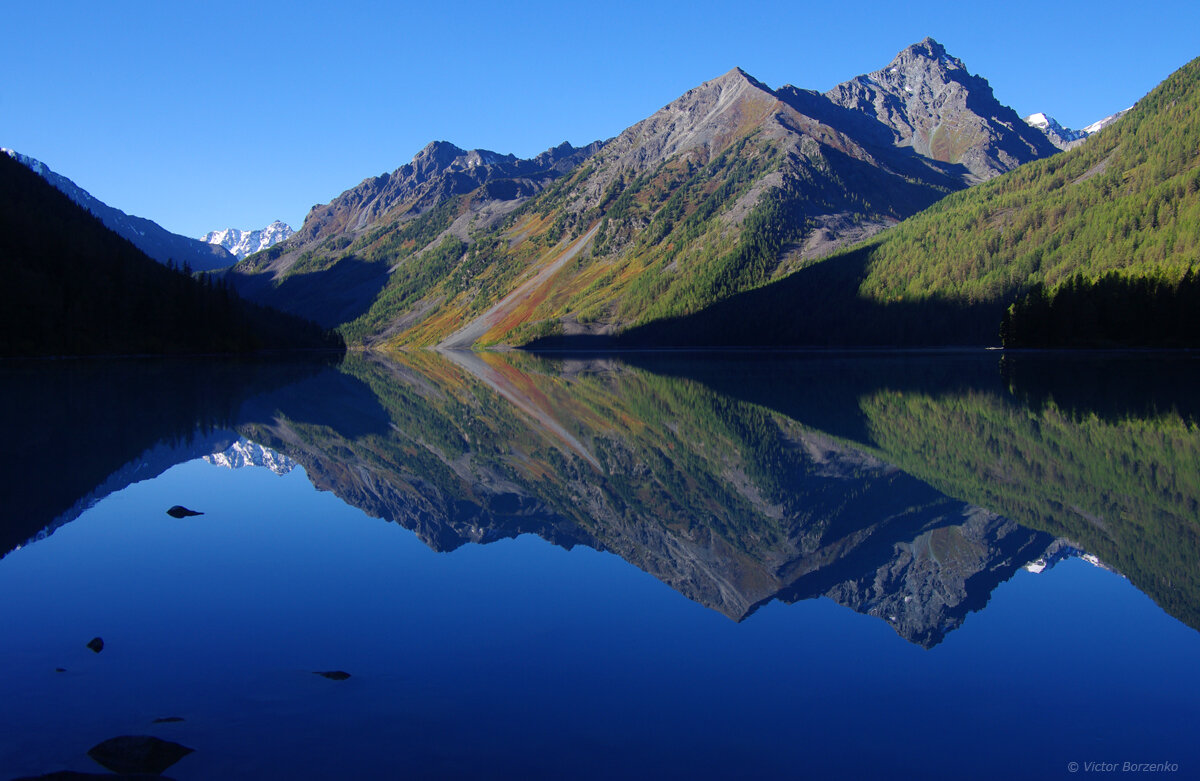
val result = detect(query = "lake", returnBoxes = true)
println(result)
[1,350,1197,779]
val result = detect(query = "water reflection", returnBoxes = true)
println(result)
[0,356,334,556]
[6,350,1197,646]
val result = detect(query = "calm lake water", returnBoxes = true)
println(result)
[1,351,1198,779]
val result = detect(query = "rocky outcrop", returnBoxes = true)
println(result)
[283,139,603,252]
[824,37,1059,181]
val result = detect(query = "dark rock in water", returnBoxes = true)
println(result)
[314,670,351,680]
[87,735,193,775]
[152,716,186,723]
[86,637,103,653]
[166,505,203,518]
[55,667,67,672]
[13,772,177,780]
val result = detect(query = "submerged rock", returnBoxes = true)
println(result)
[314,670,351,680]
[86,735,193,775]
[14,772,176,780]
[152,716,185,723]
[85,637,103,653]
[165,505,203,518]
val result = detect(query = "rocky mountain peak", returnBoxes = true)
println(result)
[201,220,294,260]
[579,65,781,183]
[1023,107,1132,151]
[413,139,464,163]
[825,38,1058,181]
[897,36,957,66]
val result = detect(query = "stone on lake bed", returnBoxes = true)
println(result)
[86,637,103,653]
[86,735,194,774]
[314,670,352,680]
[13,772,175,780]
[152,716,186,723]
[166,505,203,518]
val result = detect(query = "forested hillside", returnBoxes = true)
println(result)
[0,154,342,356]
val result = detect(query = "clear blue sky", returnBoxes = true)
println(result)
[4,0,1197,238]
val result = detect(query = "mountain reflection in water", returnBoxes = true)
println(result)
[5,350,1198,647]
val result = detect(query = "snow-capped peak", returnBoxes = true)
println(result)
[201,220,294,260]
[1024,106,1134,151]
[203,438,296,475]
[1082,107,1132,135]
[1024,112,1052,129]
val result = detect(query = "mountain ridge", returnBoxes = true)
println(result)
[202,220,294,260]
[2,148,236,272]
[230,37,1060,348]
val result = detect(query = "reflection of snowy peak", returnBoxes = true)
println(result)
[1024,540,1118,575]
[204,438,296,475]
[201,221,294,260]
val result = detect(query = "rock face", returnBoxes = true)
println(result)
[282,139,603,257]
[823,37,1060,181]
[1,148,235,272]
[202,220,294,260]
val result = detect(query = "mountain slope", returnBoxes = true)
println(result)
[230,39,1058,347]
[202,220,294,260]
[2,148,235,272]
[607,53,1200,348]
[227,140,602,329]
[0,153,342,356]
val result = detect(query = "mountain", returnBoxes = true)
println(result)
[227,140,602,330]
[0,152,344,356]
[600,54,1200,349]
[1024,108,1132,150]
[822,37,1059,181]
[229,38,1059,348]
[1023,112,1088,150]
[202,220,294,260]
[2,148,235,272]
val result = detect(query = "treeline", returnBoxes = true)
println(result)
[1,154,342,357]
[1001,270,1200,347]
[858,56,1200,301]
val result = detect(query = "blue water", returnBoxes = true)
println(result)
[1,353,1198,779]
